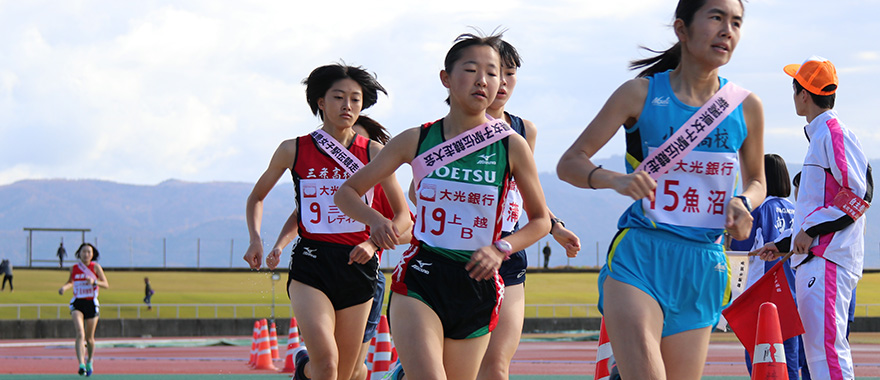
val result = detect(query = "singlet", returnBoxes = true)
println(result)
[291,133,373,247]
[70,262,99,300]
[730,196,796,251]
[739,196,797,292]
[500,112,526,233]
[619,70,748,243]
[413,119,511,262]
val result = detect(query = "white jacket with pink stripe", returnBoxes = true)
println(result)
[782,110,872,276]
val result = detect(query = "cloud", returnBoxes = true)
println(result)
[1,0,879,186]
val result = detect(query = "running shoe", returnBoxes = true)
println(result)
[382,359,404,380]
[293,348,310,380]
[78,364,85,376]
[85,361,93,377]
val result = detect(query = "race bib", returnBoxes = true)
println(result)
[299,178,367,234]
[500,180,523,232]
[415,178,498,251]
[643,150,738,229]
[73,280,96,298]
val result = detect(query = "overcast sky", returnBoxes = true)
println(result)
[1,0,879,187]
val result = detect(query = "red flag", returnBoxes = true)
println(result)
[721,257,804,356]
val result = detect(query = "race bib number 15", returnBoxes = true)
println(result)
[642,150,738,229]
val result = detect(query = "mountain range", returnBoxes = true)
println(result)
[1,156,877,270]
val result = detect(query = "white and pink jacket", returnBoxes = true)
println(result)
[776,110,872,276]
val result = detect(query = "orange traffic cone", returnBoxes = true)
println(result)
[369,315,393,380]
[594,316,614,380]
[252,318,277,370]
[366,334,377,378]
[751,302,786,380]
[247,319,260,367]
[280,318,301,373]
[269,320,280,360]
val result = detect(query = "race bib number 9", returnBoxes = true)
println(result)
[415,178,498,251]
[299,178,366,234]
[642,150,738,229]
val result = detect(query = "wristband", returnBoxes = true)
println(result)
[733,195,752,212]
[587,165,603,189]
[494,239,513,259]
[550,217,565,235]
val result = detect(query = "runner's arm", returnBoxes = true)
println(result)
[557,78,656,201]
[94,263,109,289]
[245,139,297,269]
[525,118,580,255]
[336,128,419,250]
[726,93,765,240]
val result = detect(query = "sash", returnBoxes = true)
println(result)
[635,82,751,180]
[310,129,373,202]
[75,262,98,282]
[411,118,515,186]
[310,129,366,176]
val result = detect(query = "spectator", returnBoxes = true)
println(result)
[543,243,551,269]
[144,277,154,311]
[0,259,12,292]
[57,240,67,268]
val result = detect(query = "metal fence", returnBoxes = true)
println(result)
[0,303,293,320]
[4,303,880,320]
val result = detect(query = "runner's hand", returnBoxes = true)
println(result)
[725,197,753,240]
[266,247,282,270]
[552,225,581,258]
[349,240,377,265]
[369,217,400,250]
[466,245,504,281]
[612,171,656,202]
[243,240,264,270]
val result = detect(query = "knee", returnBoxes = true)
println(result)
[85,337,95,347]
[308,354,339,377]
[478,363,509,380]
[349,362,367,380]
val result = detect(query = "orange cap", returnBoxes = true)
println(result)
[784,56,838,95]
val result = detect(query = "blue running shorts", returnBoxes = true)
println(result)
[598,228,730,337]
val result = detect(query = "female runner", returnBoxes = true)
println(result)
[244,64,411,380]
[557,0,765,378]
[477,38,581,380]
[336,32,550,380]
[267,115,412,380]
[58,243,109,377]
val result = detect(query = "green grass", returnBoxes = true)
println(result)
[1,269,878,319]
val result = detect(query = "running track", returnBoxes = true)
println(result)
[1,336,878,378]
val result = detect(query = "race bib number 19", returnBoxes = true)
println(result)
[415,178,498,251]
[642,150,738,229]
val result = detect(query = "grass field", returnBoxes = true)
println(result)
[1,268,878,319]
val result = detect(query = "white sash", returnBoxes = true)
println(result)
[75,262,97,282]
[635,82,751,180]
[411,118,515,186]
[309,129,374,202]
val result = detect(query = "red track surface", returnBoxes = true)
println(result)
[1,336,878,377]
